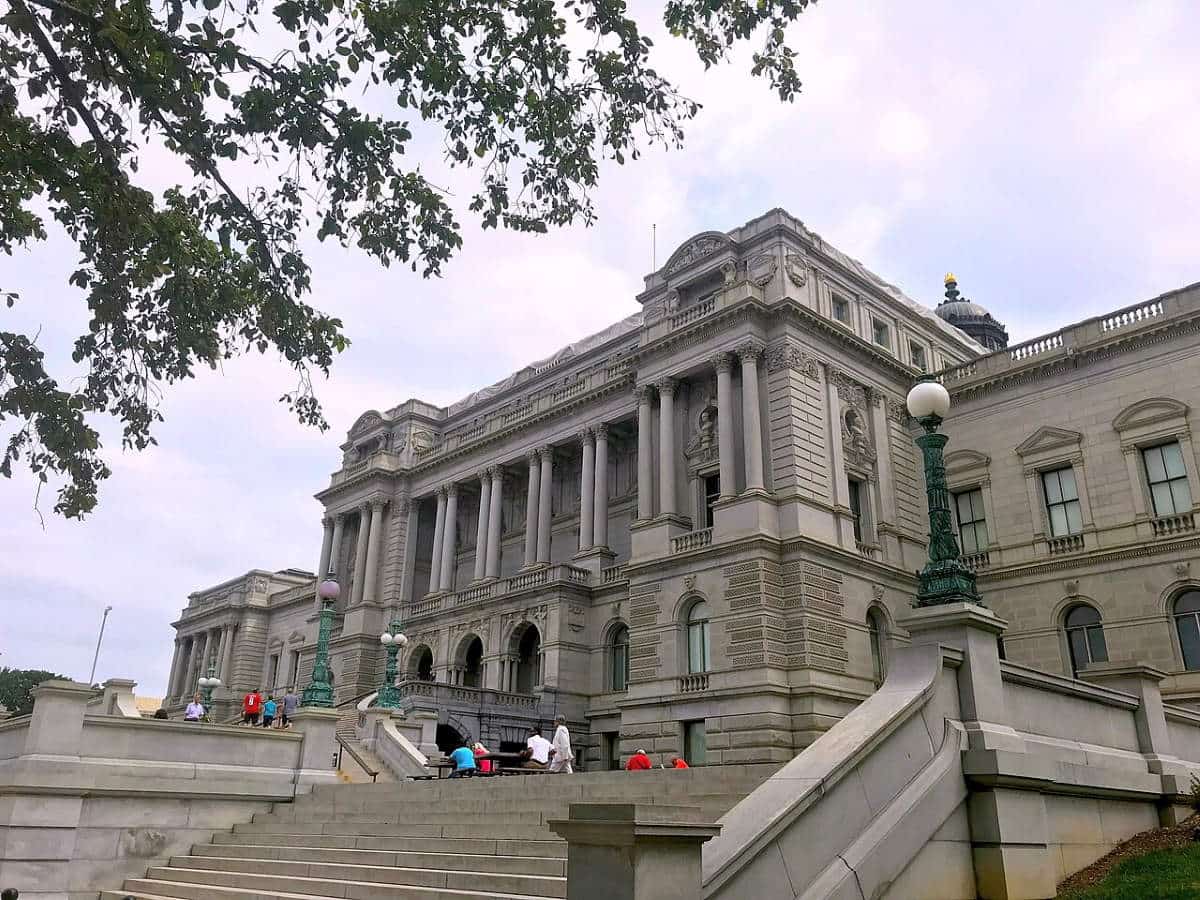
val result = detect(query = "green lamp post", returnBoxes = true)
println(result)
[377,616,408,708]
[301,572,339,707]
[905,379,984,608]
[197,658,221,711]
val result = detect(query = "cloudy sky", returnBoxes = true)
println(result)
[2,1,1198,697]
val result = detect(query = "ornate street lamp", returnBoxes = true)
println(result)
[302,573,339,708]
[905,380,983,608]
[197,659,222,712]
[377,619,408,708]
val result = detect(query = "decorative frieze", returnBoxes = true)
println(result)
[765,342,820,378]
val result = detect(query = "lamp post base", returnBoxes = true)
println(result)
[915,557,984,608]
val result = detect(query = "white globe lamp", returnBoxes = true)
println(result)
[906,380,951,420]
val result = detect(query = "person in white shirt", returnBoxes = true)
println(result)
[523,727,552,769]
[184,693,205,722]
[549,714,574,774]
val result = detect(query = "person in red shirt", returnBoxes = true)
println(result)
[242,688,263,725]
[625,748,653,770]
[670,757,690,769]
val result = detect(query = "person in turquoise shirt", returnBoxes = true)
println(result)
[262,696,277,728]
[448,740,476,777]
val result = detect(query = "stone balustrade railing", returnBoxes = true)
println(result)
[679,673,710,693]
[1009,332,1064,362]
[672,527,713,554]
[1101,298,1164,332]
[1152,512,1195,537]
[1048,533,1085,555]
[961,550,991,571]
[601,563,628,584]
[407,564,596,620]
[670,296,716,330]
[396,679,538,711]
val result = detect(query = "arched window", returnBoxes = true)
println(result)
[610,625,630,692]
[463,637,483,688]
[516,625,541,693]
[1064,605,1108,676]
[1174,590,1200,670]
[867,609,886,688]
[410,645,434,682]
[686,601,711,674]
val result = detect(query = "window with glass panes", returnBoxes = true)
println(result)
[687,602,711,674]
[867,611,885,688]
[1143,442,1192,517]
[872,319,891,349]
[1041,467,1083,536]
[1064,605,1108,676]
[610,626,629,692]
[683,720,706,765]
[909,341,927,372]
[832,296,850,324]
[1174,591,1200,671]
[848,478,865,543]
[953,488,988,554]
[703,474,721,529]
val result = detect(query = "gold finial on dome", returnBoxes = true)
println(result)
[944,272,957,285]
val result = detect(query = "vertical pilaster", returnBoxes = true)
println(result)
[579,429,596,551]
[486,467,504,578]
[594,423,610,549]
[166,640,183,699]
[315,516,334,598]
[430,489,447,593]
[739,343,765,493]
[361,498,386,606]
[713,353,736,498]
[220,623,236,685]
[657,378,678,516]
[396,497,419,604]
[440,483,459,592]
[826,368,855,547]
[537,446,554,563]
[524,451,541,567]
[350,503,372,607]
[637,386,655,521]
[474,471,492,582]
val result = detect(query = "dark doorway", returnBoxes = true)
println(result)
[463,637,483,688]
[436,723,465,754]
[516,626,541,693]
[410,645,434,681]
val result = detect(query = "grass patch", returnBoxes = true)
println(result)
[1059,842,1200,899]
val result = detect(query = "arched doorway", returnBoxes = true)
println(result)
[463,637,483,688]
[516,625,541,693]
[408,645,434,681]
[436,723,464,754]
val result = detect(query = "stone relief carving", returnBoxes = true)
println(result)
[872,584,885,601]
[785,252,808,287]
[123,828,168,858]
[685,404,719,464]
[747,253,777,286]
[249,576,270,594]
[1064,579,1080,597]
[765,342,819,378]
[842,406,876,469]
[886,397,910,424]
[287,630,306,645]
[721,260,738,284]
[349,411,384,438]
[666,236,725,274]
[408,427,437,453]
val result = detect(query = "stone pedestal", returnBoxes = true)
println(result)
[291,707,341,792]
[629,515,691,562]
[548,804,720,900]
[98,677,140,718]
[571,546,617,575]
[712,491,777,543]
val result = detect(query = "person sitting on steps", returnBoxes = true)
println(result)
[521,726,552,770]
[448,738,477,778]
[625,748,653,770]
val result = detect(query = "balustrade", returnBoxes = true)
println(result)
[961,550,991,571]
[1101,299,1164,332]
[679,673,710,693]
[1152,513,1195,538]
[602,564,628,584]
[672,528,713,554]
[670,297,716,330]
[1009,332,1063,362]
[1047,534,1085,555]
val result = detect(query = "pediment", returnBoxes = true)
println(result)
[1113,397,1189,432]
[944,449,991,475]
[349,410,386,438]
[662,231,734,275]
[1015,426,1082,458]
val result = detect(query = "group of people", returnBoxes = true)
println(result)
[176,687,299,726]
[625,748,690,770]
[447,714,575,777]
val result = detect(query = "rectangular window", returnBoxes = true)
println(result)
[683,720,706,766]
[953,488,989,554]
[1041,467,1083,537]
[288,650,301,688]
[703,473,721,529]
[909,341,927,372]
[872,319,891,350]
[1143,442,1192,516]
[603,732,621,771]
[267,653,280,689]
[832,295,850,324]
[848,478,865,543]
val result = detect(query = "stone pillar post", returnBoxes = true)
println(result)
[315,515,334,598]
[537,446,554,563]
[328,512,346,577]
[524,451,541,567]
[189,633,208,695]
[474,471,492,582]
[548,804,720,900]
[738,343,765,493]
[657,378,677,516]
[350,503,372,606]
[579,429,596,552]
[220,623,236,685]
[361,498,386,606]
[486,467,504,578]
[291,707,341,792]
[166,639,183,699]
[594,424,610,549]
[637,386,654,521]
[430,489,447,593]
[440,483,459,592]
[713,353,736,498]
[179,637,196,698]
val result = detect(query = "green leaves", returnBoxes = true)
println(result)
[0,0,810,518]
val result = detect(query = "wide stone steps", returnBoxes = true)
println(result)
[190,842,567,876]
[233,821,556,839]
[106,876,552,900]
[208,832,567,858]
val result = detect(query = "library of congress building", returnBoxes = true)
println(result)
[164,208,1200,767]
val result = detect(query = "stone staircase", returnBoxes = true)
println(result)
[335,707,394,783]
[102,765,779,899]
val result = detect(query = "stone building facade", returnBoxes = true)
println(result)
[163,207,1200,764]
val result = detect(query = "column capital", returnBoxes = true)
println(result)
[369,496,388,511]
[710,351,735,373]
[476,468,492,483]
[593,422,609,440]
[487,465,504,482]
[537,445,554,461]
[445,482,459,499]
[526,448,541,464]
[736,340,764,362]
[654,376,677,397]
[578,426,594,443]
[321,514,333,527]
[394,494,410,515]
[333,510,347,523]
[633,383,655,404]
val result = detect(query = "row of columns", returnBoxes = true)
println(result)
[315,498,388,607]
[577,425,610,552]
[167,622,236,699]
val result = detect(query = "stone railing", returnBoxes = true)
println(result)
[855,540,881,560]
[679,673,710,693]
[670,297,716,330]
[396,680,538,711]
[552,379,587,403]
[455,583,495,605]
[961,550,991,571]
[1009,332,1064,362]
[672,527,713,554]
[505,568,549,592]
[1152,512,1196,537]
[409,564,596,620]
[1047,533,1085,555]
[602,563,628,584]
[1101,298,1164,332]
[408,594,443,617]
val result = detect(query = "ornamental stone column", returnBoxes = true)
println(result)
[440,483,459,592]
[314,516,334,598]
[430,488,447,593]
[738,344,766,493]
[594,423,610,548]
[523,451,541,567]
[474,471,492,582]
[350,503,372,606]
[486,467,504,578]
[179,637,196,697]
[657,378,678,516]
[166,640,183,699]
[360,498,386,606]
[636,386,654,520]
[537,446,554,563]
[578,429,596,552]
[219,623,236,685]
[713,352,737,499]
